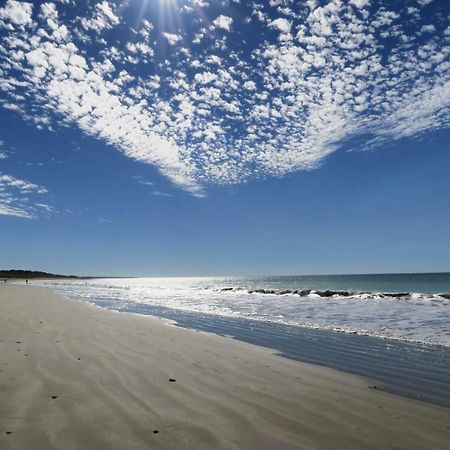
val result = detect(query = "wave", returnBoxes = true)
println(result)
[219,287,450,302]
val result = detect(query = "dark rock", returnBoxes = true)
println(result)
[169,378,176,382]
[153,430,159,434]
[249,289,274,295]
[298,290,311,296]
[439,293,450,300]
[384,293,409,298]
[221,287,234,291]
[51,395,58,399]
[317,290,336,297]
[338,291,351,297]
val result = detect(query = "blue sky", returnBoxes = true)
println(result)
[0,0,449,276]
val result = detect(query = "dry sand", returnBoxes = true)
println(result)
[1,284,449,450]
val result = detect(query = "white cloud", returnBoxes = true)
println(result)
[152,190,172,197]
[243,80,257,90]
[2,102,21,111]
[350,0,370,9]
[0,205,32,218]
[26,48,49,67]
[0,174,47,194]
[96,1,118,24]
[81,1,119,32]
[213,15,233,32]
[162,32,183,45]
[127,42,153,57]
[269,17,293,41]
[132,175,154,186]
[139,20,154,38]
[0,173,50,218]
[420,24,435,33]
[40,3,58,21]
[194,71,217,84]
[35,203,53,212]
[192,0,209,8]
[269,18,292,34]
[0,0,33,26]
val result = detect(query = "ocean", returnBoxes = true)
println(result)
[33,273,450,406]
[35,273,450,347]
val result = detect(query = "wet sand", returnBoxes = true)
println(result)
[112,300,450,407]
[1,284,449,449]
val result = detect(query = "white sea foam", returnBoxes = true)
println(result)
[34,277,450,347]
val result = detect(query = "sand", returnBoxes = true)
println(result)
[1,284,449,450]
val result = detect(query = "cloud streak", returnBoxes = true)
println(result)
[0,173,51,218]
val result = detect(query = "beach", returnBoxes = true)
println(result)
[1,284,450,450]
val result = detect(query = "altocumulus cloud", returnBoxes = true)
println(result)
[0,0,449,196]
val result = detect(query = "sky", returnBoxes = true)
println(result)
[0,0,449,276]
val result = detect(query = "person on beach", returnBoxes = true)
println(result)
[26,279,28,284]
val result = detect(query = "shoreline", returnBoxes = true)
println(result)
[41,282,450,407]
[131,303,450,408]
[1,285,450,449]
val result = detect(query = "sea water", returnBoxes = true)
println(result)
[35,273,450,347]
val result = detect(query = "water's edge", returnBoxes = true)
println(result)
[83,296,450,409]
[32,274,450,347]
